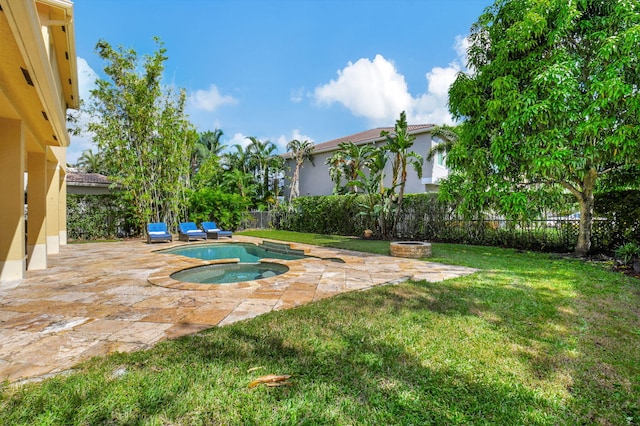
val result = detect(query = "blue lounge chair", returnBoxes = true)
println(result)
[201,221,233,239]
[147,222,172,243]
[178,222,207,242]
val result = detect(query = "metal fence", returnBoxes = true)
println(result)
[249,207,624,254]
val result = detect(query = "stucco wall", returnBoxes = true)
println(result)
[283,131,448,198]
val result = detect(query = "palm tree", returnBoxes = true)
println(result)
[325,150,347,194]
[76,149,105,173]
[286,139,315,202]
[221,168,257,198]
[222,144,250,174]
[246,137,278,202]
[190,129,225,189]
[381,111,423,229]
[336,141,377,193]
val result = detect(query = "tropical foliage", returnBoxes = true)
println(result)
[445,0,640,256]
[286,139,314,202]
[85,38,197,232]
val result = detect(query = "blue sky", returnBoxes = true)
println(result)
[69,0,492,163]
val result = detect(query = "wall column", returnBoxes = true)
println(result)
[49,146,68,246]
[0,118,26,281]
[27,151,47,270]
[58,169,67,245]
[46,157,60,255]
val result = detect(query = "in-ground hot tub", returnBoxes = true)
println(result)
[170,262,289,284]
[158,241,305,285]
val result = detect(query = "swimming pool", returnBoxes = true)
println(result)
[160,242,307,262]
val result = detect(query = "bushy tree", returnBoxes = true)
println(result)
[86,38,197,232]
[446,0,640,255]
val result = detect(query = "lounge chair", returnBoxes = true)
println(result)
[178,222,207,242]
[147,222,172,243]
[201,221,233,239]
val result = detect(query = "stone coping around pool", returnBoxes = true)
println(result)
[148,253,310,291]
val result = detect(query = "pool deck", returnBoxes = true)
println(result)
[0,236,476,384]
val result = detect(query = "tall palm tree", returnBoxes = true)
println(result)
[222,144,250,174]
[381,111,423,227]
[286,139,315,202]
[246,137,278,201]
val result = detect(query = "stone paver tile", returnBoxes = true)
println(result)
[1,313,65,332]
[16,334,98,366]
[105,307,157,322]
[0,329,44,357]
[274,290,315,310]
[74,318,130,335]
[106,322,172,345]
[0,362,56,383]
[40,317,90,334]
[141,308,190,323]
[0,310,24,322]
[181,308,233,326]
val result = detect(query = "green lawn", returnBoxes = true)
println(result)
[1,231,638,425]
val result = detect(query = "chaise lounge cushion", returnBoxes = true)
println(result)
[201,221,232,239]
[178,222,207,241]
[146,223,172,243]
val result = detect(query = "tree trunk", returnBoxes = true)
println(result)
[574,169,597,257]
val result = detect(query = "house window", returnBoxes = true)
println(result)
[432,136,445,167]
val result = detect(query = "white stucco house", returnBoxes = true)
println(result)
[282,124,449,198]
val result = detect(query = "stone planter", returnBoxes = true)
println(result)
[390,241,432,258]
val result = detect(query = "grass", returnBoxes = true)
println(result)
[1,231,639,425]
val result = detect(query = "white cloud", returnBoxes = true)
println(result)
[454,35,469,68]
[313,36,470,126]
[290,88,304,103]
[275,129,315,153]
[77,57,98,101]
[226,132,251,149]
[188,84,237,112]
[68,57,99,164]
[314,54,413,126]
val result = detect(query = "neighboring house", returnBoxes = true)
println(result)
[66,171,112,195]
[282,124,449,198]
[0,1,79,282]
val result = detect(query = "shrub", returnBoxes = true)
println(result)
[67,194,129,239]
[614,242,640,265]
[188,188,250,230]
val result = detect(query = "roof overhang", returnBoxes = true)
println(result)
[0,0,79,149]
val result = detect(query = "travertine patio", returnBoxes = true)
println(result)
[0,236,476,384]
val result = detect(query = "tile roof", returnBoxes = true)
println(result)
[283,124,435,158]
[66,172,110,186]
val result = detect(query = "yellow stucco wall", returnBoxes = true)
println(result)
[0,0,78,282]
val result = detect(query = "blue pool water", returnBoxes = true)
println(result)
[161,243,306,262]
[171,262,289,284]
